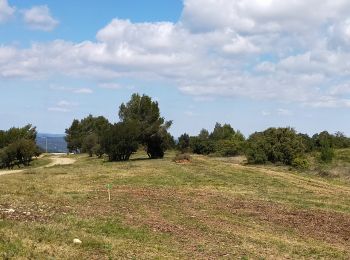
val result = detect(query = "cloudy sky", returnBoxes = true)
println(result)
[1,0,350,137]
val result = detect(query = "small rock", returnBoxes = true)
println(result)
[73,238,82,244]
[5,208,15,213]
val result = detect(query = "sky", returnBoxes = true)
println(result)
[1,0,350,137]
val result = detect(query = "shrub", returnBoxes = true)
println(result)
[190,137,215,155]
[292,157,310,170]
[100,122,140,161]
[319,146,335,163]
[246,127,305,165]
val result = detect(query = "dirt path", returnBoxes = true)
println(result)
[44,156,76,168]
[0,156,76,177]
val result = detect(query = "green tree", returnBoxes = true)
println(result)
[178,133,190,153]
[82,133,98,157]
[210,123,235,140]
[101,122,140,161]
[119,93,172,159]
[65,115,110,154]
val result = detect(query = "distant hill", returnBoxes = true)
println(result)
[36,133,68,153]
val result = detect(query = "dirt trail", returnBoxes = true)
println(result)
[0,156,76,176]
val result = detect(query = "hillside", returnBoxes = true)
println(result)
[0,152,349,259]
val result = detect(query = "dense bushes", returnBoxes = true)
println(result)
[246,128,305,165]
[0,125,41,169]
[180,123,245,157]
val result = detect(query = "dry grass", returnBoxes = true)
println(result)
[0,152,350,259]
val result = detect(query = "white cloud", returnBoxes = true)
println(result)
[277,108,293,116]
[48,100,77,113]
[2,1,350,108]
[0,0,15,23]
[23,5,59,31]
[98,83,122,89]
[73,88,93,94]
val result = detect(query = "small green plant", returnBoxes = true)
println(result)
[292,157,310,171]
[106,184,113,201]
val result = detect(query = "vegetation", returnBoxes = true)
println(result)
[0,152,349,259]
[2,93,350,258]
[119,93,173,159]
[101,121,140,161]
[185,123,245,157]
[0,125,41,169]
[246,127,305,165]
[65,115,110,155]
[65,93,174,161]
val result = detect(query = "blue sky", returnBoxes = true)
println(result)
[1,0,350,137]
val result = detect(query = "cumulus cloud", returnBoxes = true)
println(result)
[0,0,15,23]
[23,5,59,31]
[2,0,350,107]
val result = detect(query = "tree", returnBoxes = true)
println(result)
[178,133,190,153]
[0,124,37,149]
[65,115,110,154]
[190,129,215,155]
[82,133,98,157]
[0,125,40,169]
[101,122,140,161]
[119,93,172,159]
[210,123,235,140]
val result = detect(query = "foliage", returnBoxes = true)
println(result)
[82,133,99,157]
[65,115,110,153]
[100,122,140,161]
[246,127,305,165]
[188,124,245,157]
[119,93,173,159]
[0,124,37,149]
[210,123,236,140]
[292,157,310,170]
[0,125,40,169]
[178,133,191,153]
[319,146,335,163]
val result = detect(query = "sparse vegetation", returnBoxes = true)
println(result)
[0,151,349,259]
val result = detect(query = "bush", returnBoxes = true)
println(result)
[190,137,215,155]
[215,139,244,157]
[101,122,140,161]
[246,127,305,165]
[292,157,310,170]
[319,146,335,163]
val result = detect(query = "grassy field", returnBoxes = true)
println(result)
[0,152,350,259]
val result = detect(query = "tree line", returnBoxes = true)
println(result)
[179,125,350,168]
[65,94,174,161]
[65,92,350,167]
[0,125,41,169]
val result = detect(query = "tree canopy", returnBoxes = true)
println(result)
[119,93,172,159]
